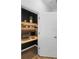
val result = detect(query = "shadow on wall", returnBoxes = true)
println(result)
[42,0,57,12]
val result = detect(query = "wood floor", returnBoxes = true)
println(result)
[32,55,56,59]
[22,47,57,59]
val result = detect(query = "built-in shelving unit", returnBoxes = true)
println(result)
[21,20,38,44]
[21,8,38,52]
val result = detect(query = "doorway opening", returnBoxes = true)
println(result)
[21,8,38,59]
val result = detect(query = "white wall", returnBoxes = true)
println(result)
[38,12,57,57]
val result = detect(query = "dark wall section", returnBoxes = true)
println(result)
[22,40,37,50]
[21,8,37,23]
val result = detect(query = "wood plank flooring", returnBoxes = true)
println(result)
[22,47,57,59]
[32,55,57,59]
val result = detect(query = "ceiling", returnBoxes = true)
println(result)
[21,0,57,12]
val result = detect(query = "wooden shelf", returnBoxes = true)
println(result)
[21,22,38,31]
[21,28,37,31]
[21,39,37,44]
[21,36,38,44]
[21,22,38,27]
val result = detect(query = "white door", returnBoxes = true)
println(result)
[38,12,57,57]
